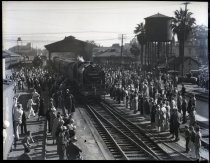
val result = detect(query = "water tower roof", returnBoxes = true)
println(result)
[144,13,173,19]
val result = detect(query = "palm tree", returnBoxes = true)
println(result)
[134,22,147,65]
[171,8,196,75]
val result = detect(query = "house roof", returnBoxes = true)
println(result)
[144,13,173,19]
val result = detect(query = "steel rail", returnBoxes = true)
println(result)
[86,105,128,160]
[86,104,157,160]
[97,102,160,160]
[101,100,194,161]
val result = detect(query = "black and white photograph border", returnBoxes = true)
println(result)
[2,1,209,161]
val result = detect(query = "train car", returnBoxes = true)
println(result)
[53,57,106,96]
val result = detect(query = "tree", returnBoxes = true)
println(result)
[134,22,147,65]
[171,7,196,75]
[85,40,98,60]
[130,38,140,61]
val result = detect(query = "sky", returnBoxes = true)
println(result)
[2,1,208,50]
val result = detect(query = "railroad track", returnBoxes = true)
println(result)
[102,99,208,161]
[84,99,193,161]
[86,104,157,160]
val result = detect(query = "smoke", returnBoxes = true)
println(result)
[77,56,84,62]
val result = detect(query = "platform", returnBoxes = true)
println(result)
[45,106,114,160]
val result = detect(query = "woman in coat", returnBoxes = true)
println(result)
[49,107,57,133]
[150,100,156,127]
[155,105,161,132]
[51,112,63,144]
[38,98,45,120]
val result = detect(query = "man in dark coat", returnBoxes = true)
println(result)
[56,122,67,160]
[182,96,187,124]
[144,98,150,115]
[181,84,186,96]
[38,98,45,120]
[150,100,156,127]
[138,93,144,115]
[63,89,75,117]
[170,109,175,138]
[66,138,82,160]
[21,110,27,135]
[185,126,191,153]
[173,108,181,141]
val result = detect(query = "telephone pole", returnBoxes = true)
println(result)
[120,34,124,57]
[182,1,190,11]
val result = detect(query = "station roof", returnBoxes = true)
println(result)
[3,50,21,58]
[44,36,87,53]
[144,13,173,19]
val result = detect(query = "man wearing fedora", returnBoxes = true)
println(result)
[66,136,82,160]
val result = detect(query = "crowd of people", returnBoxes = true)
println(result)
[8,61,204,160]
[11,65,81,160]
[100,63,202,160]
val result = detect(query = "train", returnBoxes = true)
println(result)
[52,57,106,96]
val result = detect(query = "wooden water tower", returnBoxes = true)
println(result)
[144,13,173,69]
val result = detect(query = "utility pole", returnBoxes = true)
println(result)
[182,1,190,11]
[121,34,124,57]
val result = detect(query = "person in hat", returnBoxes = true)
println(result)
[138,92,144,114]
[65,90,75,118]
[26,96,36,119]
[56,120,67,160]
[181,84,186,96]
[21,107,27,135]
[181,96,187,124]
[13,103,23,142]
[165,101,170,131]
[66,118,76,141]
[177,92,182,113]
[150,99,156,127]
[49,107,57,133]
[173,107,181,141]
[52,112,63,144]
[195,126,202,160]
[46,98,55,133]
[32,89,40,113]
[185,125,191,153]
[189,126,196,158]
[155,105,161,132]
[66,136,82,160]
[37,98,45,121]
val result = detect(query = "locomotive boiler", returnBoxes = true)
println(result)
[53,57,106,96]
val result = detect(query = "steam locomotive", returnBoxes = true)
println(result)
[53,57,106,96]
